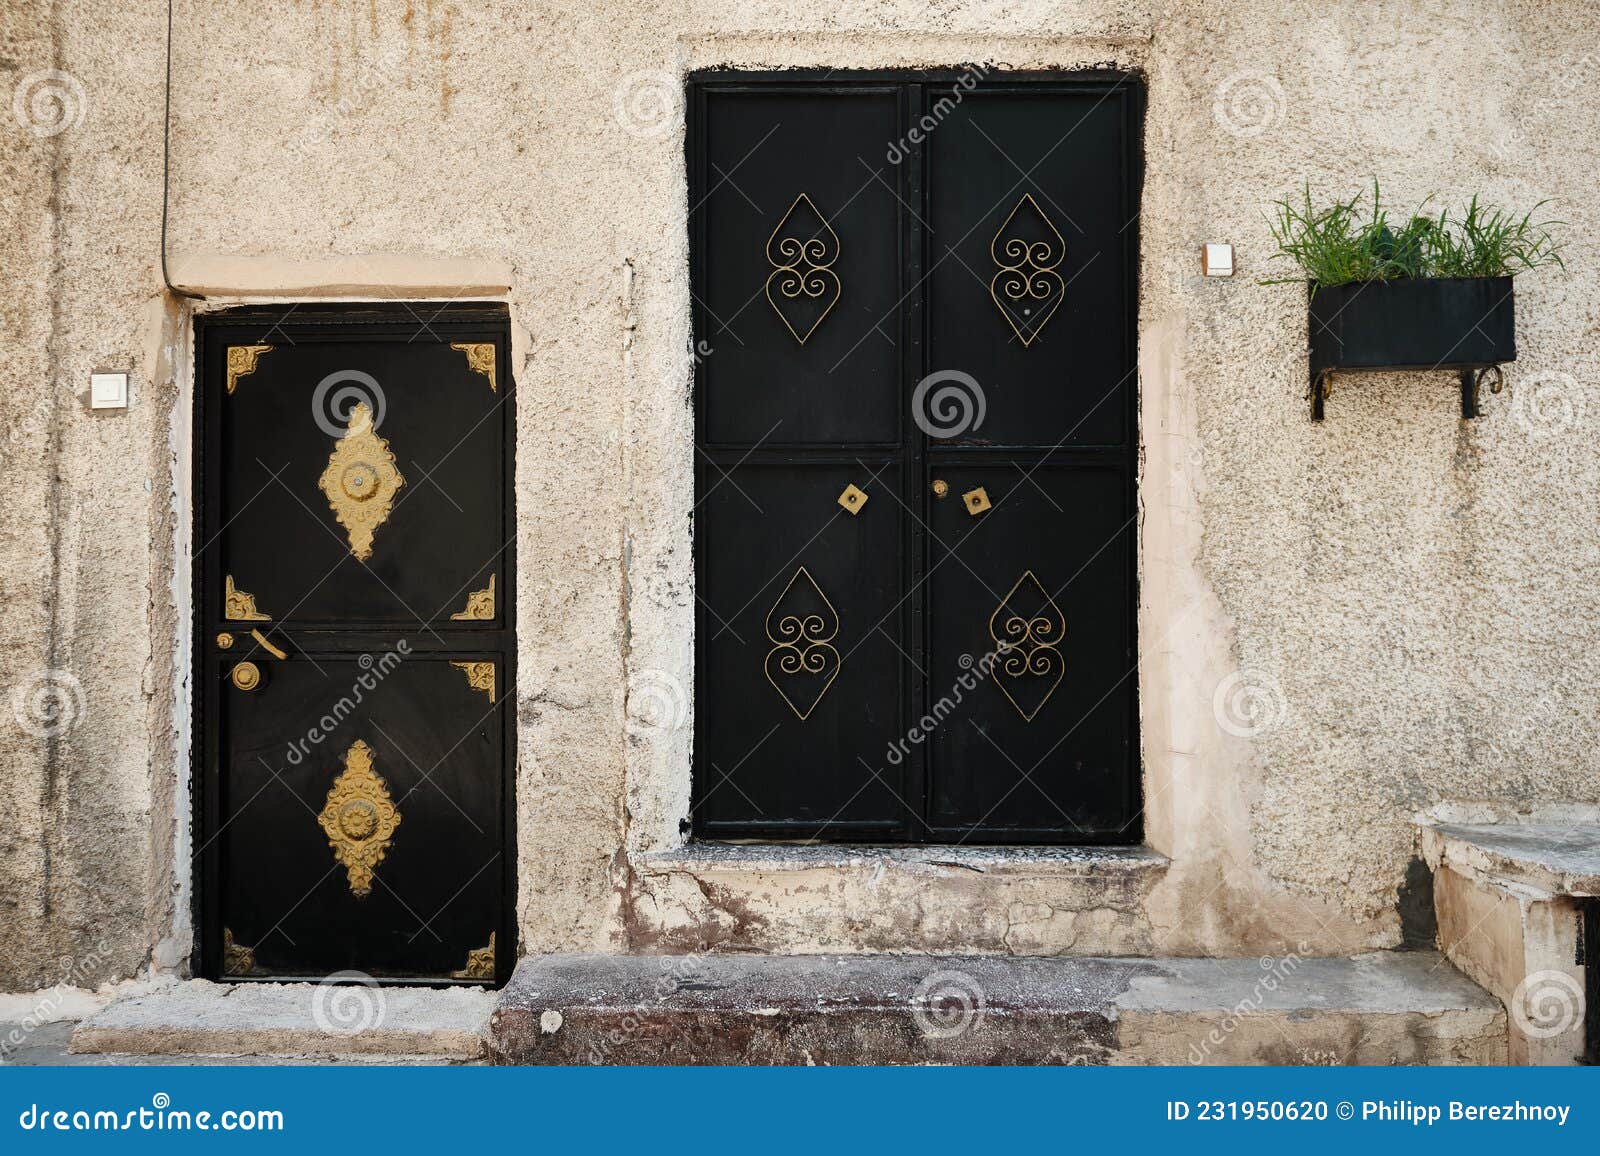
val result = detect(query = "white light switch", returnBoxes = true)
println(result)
[89,372,128,410]
[1201,243,1235,277]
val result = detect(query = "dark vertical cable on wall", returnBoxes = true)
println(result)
[162,0,203,299]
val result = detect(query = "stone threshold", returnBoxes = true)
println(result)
[636,841,1169,875]
[69,980,492,1062]
[489,951,1506,1065]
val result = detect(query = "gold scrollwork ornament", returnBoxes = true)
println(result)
[316,740,402,898]
[450,343,497,392]
[989,194,1066,347]
[226,345,272,394]
[765,193,842,345]
[763,565,841,720]
[224,575,270,621]
[452,933,496,981]
[450,574,496,620]
[318,401,406,562]
[222,928,257,976]
[989,569,1067,721]
[451,661,496,702]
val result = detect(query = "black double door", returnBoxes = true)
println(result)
[691,73,1142,843]
[194,305,514,983]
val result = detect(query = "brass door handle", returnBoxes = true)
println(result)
[249,628,288,659]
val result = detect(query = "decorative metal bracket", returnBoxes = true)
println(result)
[451,661,497,702]
[225,345,272,394]
[452,933,496,980]
[450,343,497,392]
[1460,365,1505,420]
[224,575,270,621]
[316,739,402,898]
[450,574,496,620]
[222,928,258,976]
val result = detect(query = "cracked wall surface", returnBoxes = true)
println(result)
[4,0,1600,987]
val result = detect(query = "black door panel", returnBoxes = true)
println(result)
[691,72,1142,844]
[928,90,1134,448]
[695,462,909,835]
[924,465,1136,838]
[195,305,514,983]
[700,88,905,447]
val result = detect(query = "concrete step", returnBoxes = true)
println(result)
[489,951,1507,1065]
[68,980,491,1062]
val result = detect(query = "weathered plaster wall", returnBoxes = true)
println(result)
[4,0,1599,987]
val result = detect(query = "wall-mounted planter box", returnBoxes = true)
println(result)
[1308,275,1516,420]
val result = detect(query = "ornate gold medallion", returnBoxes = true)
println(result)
[989,570,1067,721]
[765,193,842,345]
[450,342,497,392]
[990,194,1066,347]
[318,401,406,562]
[763,565,841,720]
[225,345,272,394]
[316,740,402,898]
[450,574,496,620]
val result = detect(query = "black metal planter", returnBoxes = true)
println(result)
[1307,275,1516,420]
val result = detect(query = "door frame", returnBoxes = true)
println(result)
[188,302,519,984]
[686,69,1145,844]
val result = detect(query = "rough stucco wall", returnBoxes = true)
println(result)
[4,0,1599,987]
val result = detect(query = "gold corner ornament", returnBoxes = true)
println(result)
[990,194,1066,347]
[450,342,497,392]
[452,932,496,980]
[765,193,842,345]
[763,565,841,721]
[989,570,1067,722]
[317,740,402,899]
[450,574,496,620]
[318,401,406,562]
[451,661,496,702]
[222,928,257,976]
[224,575,270,621]
[225,345,272,394]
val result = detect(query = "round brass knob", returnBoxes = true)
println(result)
[931,479,949,498]
[230,661,262,692]
[216,632,235,649]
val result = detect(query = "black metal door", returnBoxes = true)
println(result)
[194,304,514,983]
[691,73,1142,843]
